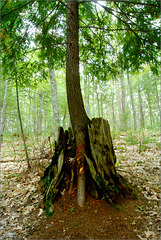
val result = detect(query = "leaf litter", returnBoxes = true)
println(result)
[0,132,160,239]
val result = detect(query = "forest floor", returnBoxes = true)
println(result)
[0,131,160,240]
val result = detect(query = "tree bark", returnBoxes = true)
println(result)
[127,73,137,130]
[66,0,90,207]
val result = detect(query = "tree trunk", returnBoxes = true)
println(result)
[92,78,95,118]
[1,77,9,138]
[115,79,123,130]
[15,78,30,169]
[33,91,37,134]
[127,73,137,130]
[84,75,90,116]
[111,81,116,132]
[138,85,145,129]
[96,82,101,118]
[49,67,60,136]
[146,94,154,127]
[154,77,161,124]
[66,0,90,207]
[120,73,127,130]
[100,94,104,118]
[37,91,43,133]
[41,0,133,213]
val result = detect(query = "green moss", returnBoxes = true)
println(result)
[132,191,138,199]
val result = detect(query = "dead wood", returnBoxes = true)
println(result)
[41,118,133,216]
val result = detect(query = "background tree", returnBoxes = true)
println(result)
[0,0,160,209]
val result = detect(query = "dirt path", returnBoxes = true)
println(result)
[0,134,160,239]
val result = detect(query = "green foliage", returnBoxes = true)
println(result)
[125,132,138,145]
[138,206,144,211]
[1,0,160,136]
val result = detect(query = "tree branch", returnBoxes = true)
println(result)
[79,0,160,8]
[99,3,141,40]
[1,0,36,19]
[0,0,8,11]
[80,26,159,33]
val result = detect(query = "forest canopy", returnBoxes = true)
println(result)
[0,0,160,135]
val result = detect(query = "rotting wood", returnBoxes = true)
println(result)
[41,118,133,216]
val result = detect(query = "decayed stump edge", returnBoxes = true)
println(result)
[85,118,133,202]
[41,126,75,216]
[41,118,134,216]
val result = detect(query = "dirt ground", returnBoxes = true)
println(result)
[27,190,149,240]
[0,132,160,239]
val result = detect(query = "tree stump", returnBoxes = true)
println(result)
[41,118,132,215]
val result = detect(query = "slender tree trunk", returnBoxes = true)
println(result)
[1,77,9,136]
[37,91,43,133]
[33,91,37,134]
[100,94,104,118]
[120,73,126,115]
[146,94,154,127]
[155,77,161,124]
[66,0,90,207]
[84,75,90,116]
[127,73,137,130]
[138,85,145,129]
[96,82,101,117]
[49,67,60,135]
[28,89,31,134]
[92,78,95,118]
[115,78,123,130]
[120,73,127,130]
[111,81,116,132]
[15,78,30,169]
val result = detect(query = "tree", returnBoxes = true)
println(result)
[15,77,30,169]
[1,0,160,211]
[66,0,90,207]
[0,78,9,137]
[41,0,132,212]
[127,73,137,130]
